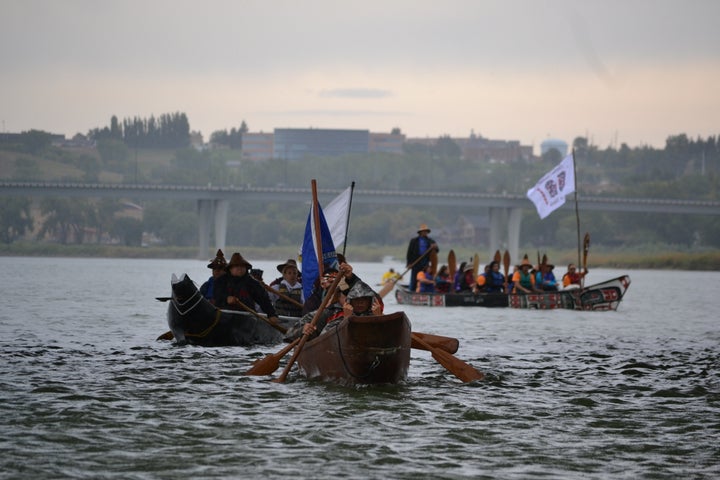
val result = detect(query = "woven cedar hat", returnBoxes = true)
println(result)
[227,252,252,269]
[207,249,227,269]
[417,224,431,234]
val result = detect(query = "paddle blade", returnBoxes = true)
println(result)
[245,355,282,376]
[245,338,299,376]
[411,333,483,383]
[156,331,174,341]
[448,250,457,278]
[411,331,459,354]
[377,278,397,298]
[431,348,485,383]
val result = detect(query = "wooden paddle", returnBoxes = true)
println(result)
[377,246,435,298]
[430,247,438,276]
[411,332,459,354]
[245,338,301,376]
[472,253,480,278]
[448,249,456,278]
[582,232,590,288]
[503,250,510,292]
[261,282,304,309]
[272,272,345,382]
[231,297,287,334]
[411,333,484,383]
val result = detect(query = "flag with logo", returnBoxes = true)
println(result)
[527,153,576,219]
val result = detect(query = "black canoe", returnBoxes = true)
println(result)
[395,275,631,311]
[167,273,297,346]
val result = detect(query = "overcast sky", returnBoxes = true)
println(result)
[2,0,719,152]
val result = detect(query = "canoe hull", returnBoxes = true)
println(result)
[296,311,412,386]
[395,275,631,311]
[167,273,296,346]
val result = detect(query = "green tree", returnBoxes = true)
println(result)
[0,197,34,244]
[37,198,95,244]
[112,216,143,246]
[20,129,53,155]
[96,138,129,165]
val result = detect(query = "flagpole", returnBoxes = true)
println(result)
[572,148,581,270]
[341,181,355,256]
[311,179,324,278]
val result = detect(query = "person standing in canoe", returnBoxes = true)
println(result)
[213,252,280,324]
[406,224,438,293]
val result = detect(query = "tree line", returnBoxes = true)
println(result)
[88,112,191,149]
[1,121,719,250]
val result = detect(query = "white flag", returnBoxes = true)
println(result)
[527,153,575,219]
[323,185,353,250]
[298,185,353,256]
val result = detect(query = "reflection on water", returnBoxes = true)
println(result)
[1,257,718,479]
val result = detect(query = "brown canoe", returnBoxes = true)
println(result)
[296,311,412,386]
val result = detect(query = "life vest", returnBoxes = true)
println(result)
[273,281,303,317]
[485,271,505,293]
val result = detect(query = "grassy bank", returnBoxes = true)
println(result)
[1,242,719,271]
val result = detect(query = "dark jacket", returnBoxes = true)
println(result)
[213,272,277,316]
[406,235,438,267]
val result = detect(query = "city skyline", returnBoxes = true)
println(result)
[2,0,719,154]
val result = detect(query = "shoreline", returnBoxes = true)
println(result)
[2,243,719,271]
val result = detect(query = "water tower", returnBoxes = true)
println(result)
[541,138,568,157]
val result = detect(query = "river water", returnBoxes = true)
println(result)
[1,257,718,479]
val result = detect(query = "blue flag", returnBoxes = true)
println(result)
[301,202,338,301]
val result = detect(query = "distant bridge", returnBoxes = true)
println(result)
[2,181,718,260]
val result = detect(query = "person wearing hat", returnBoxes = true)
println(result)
[284,262,355,342]
[301,261,339,315]
[511,256,538,294]
[267,258,304,317]
[200,249,227,303]
[457,261,477,293]
[406,223,438,293]
[213,252,279,324]
[535,260,559,291]
[342,280,383,317]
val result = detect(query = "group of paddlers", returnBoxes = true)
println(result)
[410,254,588,295]
[404,222,588,296]
[198,249,384,342]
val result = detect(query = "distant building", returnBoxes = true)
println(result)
[369,132,405,155]
[274,128,370,161]
[406,132,533,163]
[241,132,274,161]
[541,138,568,157]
